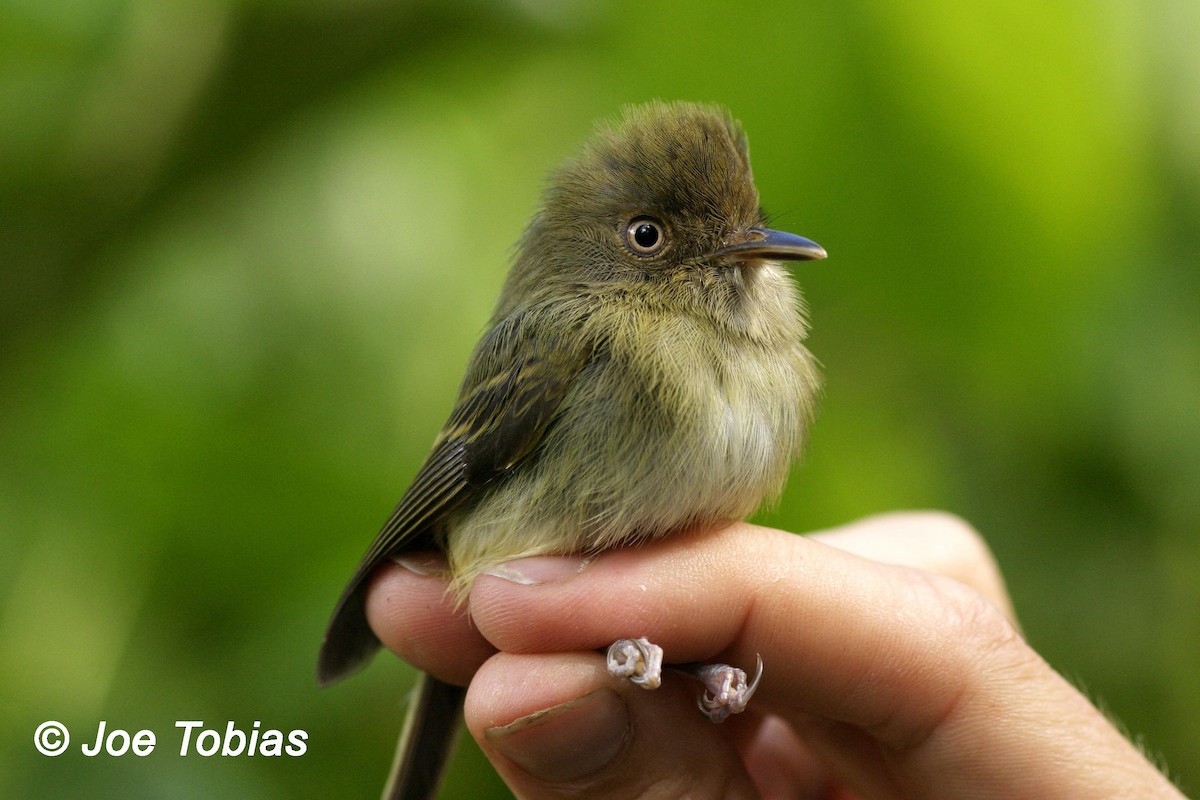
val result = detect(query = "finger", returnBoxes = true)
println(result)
[737,714,839,800]
[365,555,495,686]
[467,522,1004,699]
[464,651,760,800]
[472,523,1007,735]
[809,511,1016,622]
[469,522,1180,797]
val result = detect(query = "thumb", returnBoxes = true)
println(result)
[465,652,758,799]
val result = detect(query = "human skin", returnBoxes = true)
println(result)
[365,512,1185,799]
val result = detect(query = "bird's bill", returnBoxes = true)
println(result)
[713,227,827,262]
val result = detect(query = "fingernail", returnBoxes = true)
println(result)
[391,553,448,575]
[485,688,630,782]
[484,555,591,585]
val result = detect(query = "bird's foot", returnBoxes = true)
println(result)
[677,655,764,723]
[606,637,663,689]
[605,637,763,723]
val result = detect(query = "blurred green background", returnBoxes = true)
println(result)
[2,0,1197,797]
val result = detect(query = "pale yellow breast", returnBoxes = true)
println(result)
[445,275,816,601]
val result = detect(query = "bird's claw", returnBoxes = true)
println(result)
[605,637,663,689]
[606,638,763,723]
[681,654,764,723]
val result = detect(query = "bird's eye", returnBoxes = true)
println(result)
[623,216,667,256]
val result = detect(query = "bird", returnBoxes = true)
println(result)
[317,100,825,799]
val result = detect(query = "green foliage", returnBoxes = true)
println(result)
[2,0,1196,796]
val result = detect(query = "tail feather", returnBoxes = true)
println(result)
[382,673,467,800]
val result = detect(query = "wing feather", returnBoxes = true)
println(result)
[317,319,589,685]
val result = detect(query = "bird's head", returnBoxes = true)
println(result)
[500,101,825,320]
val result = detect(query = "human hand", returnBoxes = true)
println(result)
[366,512,1184,799]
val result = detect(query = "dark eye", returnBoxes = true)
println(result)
[623,216,667,255]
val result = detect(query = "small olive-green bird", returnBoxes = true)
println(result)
[318,100,825,799]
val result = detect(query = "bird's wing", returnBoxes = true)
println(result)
[317,318,589,685]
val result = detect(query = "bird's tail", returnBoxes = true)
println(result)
[382,673,467,800]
